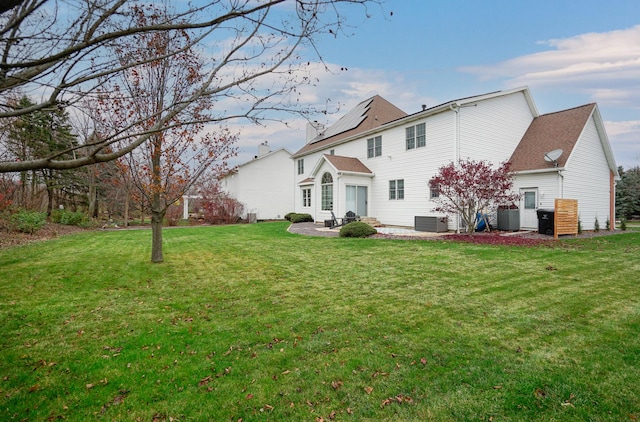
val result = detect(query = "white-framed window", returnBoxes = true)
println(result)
[406,123,426,150]
[367,136,382,158]
[321,172,333,210]
[297,159,304,175]
[389,179,404,200]
[430,187,439,199]
[302,188,311,207]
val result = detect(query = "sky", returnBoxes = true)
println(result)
[230,0,640,170]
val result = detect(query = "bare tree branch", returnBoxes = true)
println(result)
[0,0,380,173]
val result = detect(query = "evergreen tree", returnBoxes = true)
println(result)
[616,166,640,220]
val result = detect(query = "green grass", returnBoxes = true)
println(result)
[1,222,639,421]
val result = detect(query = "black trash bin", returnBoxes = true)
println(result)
[537,209,555,235]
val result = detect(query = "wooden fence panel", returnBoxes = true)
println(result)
[554,198,578,239]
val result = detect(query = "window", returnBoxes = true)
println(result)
[389,179,404,200]
[416,123,426,147]
[430,187,439,199]
[321,172,333,210]
[367,136,382,158]
[330,149,335,155]
[302,188,311,207]
[297,159,304,175]
[405,126,415,150]
[406,123,426,150]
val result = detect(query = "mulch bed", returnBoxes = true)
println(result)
[0,223,90,250]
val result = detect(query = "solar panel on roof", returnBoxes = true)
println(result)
[311,98,373,143]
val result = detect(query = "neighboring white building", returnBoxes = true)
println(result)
[290,87,618,231]
[220,142,294,220]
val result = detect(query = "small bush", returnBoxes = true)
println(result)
[289,213,314,223]
[578,218,582,234]
[606,218,610,231]
[339,221,377,238]
[620,219,627,231]
[594,216,600,232]
[284,212,296,221]
[61,211,88,226]
[10,209,47,234]
[52,209,89,226]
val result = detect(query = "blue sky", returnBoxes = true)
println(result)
[233,0,640,169]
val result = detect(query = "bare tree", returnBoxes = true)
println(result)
[0,0,380,173]
[92,3,238,262]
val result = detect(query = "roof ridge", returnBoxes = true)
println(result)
[538,103,596,118]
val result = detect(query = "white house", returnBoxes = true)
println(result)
[220,142,294,221]
[290,87,618,231]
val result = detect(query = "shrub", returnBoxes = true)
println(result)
[578,218,582,234]
[606,218,610,231]
[10,209,47,234]
[52,209,89,226]
[594,216,600,232]
[284,212,296,221]
[289,213,314,223]
[620,219,627,231]
[339,221,377,238]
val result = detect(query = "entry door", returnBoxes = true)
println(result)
[346,185,368,216]
[520,188,538,229]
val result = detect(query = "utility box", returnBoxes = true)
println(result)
[415,216,448,233]
[497,209,520,231]
[537,209,555,236]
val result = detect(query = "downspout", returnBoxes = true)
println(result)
[450,103,461,232]
[336,173,341,216]
[558,170,564,199]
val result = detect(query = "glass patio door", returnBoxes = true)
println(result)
[346,185,367,216]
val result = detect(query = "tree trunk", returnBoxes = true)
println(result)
[150,206,164,263]
[123,190,129,227]
[88,169,97,218]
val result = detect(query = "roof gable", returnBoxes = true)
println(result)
[293,95,407,157]
[310,154,373,177]
[509,104,596,172]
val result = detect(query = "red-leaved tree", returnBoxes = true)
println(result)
[199,179,245,225]
[429,159,520,234]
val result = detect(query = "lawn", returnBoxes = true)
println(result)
[1,222,638,421]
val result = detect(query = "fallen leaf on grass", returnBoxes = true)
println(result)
[198,376,212,387]
[381,394,414,408]
[331,380,343,390]
[364,387,373,394]
[420,357,427,365]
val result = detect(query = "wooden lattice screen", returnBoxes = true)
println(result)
[554,198,578,239]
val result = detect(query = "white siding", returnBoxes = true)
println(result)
[221,149,294,220]
[562,117,612,230]
[459,91,534,163]
[513,173,561,210]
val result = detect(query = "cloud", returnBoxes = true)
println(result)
[461,25,640,106]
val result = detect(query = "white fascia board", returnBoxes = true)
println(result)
[337,171,375,178]
[513,167,563,176]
